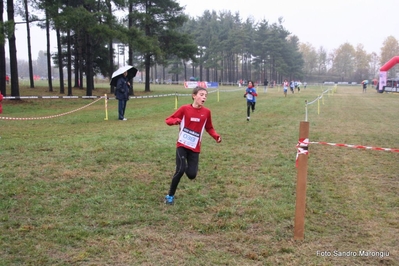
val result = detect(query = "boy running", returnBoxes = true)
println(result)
[164,87,222,205]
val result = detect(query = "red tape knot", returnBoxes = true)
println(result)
[296,138,309,167]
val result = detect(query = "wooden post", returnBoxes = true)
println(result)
[294,121,309,240]
[317,96,320,115]
[104,94,108,121]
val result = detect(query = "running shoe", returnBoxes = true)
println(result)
[164,195,174,205]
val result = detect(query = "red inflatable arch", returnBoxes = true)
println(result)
[378,56,399,92]
[380,56,399,71]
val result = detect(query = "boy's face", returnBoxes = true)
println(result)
[193,90,207,107]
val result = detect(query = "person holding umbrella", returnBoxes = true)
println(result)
[110,65,138,121]
[115,71,130,120]
[362,80,368,93]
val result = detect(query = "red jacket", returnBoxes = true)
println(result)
[166,104,220,153]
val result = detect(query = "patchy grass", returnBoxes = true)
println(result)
[0,84,398,265]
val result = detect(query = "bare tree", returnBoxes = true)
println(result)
[7,0,20,97]
[45,5,53,92]
[0,0,6,96]
[23,0,34,88]
[380,36,399,78]
[66,28,72,95]
[56,27,64,94]
[369,52,379,79]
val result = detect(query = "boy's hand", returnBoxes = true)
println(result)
[174,118,181,125]
[216,136,222,143]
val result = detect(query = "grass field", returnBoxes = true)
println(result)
[0,83,398,265]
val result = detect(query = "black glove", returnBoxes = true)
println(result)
[243,94,246,98]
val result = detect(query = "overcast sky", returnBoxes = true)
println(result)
[177,0,398,53]
[8,0,399,61]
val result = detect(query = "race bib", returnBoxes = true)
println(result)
[178,127,200,149]
[246,94,254,100]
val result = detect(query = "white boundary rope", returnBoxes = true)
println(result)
[0,97,103,120]
[0,88,243,121]
[2,87,241,101]
[305,85,336,121]
[3,95,100,100]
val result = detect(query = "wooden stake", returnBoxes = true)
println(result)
[294,121,309,240]
[104,94,108,121]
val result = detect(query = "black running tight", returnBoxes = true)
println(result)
[168,147,199,196]
[247,102,255,117]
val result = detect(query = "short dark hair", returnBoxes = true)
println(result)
[193,86,207,94]
[192,86,207,99]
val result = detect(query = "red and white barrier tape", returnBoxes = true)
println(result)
[309,141,399,153]
[296,139,399,167]
[0,97,103,120]
[296,138,309,167]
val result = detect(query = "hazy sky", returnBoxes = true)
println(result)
[177,0,398,53]
[9,0,399,61]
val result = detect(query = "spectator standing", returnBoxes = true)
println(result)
[362,81,367,93]
[263,78,269,93]
[115,71,130,120]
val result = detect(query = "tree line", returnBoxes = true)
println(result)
[1,0,398,97]
[300,36,399,83]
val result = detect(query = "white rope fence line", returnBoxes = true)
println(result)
[2,94,179,100]
[304,85,336,121]
[2,87,243,101]
[218,87,246,92]
[0,88,244,121]
[121,88,241,98]
[0,97,103,120]
[3,95,103,100]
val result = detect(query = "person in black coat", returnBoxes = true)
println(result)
[115,71,130,120]
[263,78,268,93]
[362,81,367,93]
